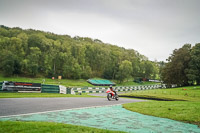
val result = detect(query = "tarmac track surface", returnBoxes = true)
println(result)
[0,97,145,117]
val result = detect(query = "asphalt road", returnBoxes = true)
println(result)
[0,97,145,117]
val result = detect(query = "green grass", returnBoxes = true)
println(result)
[0,92,97,98]
[123,101,200,126]
[122,86,200,126]
[0,121,124,133]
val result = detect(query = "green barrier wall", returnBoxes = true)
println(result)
[66,88,71,94]
[41,84,60,93]
[0,82,2,91]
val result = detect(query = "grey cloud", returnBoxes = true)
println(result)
[0,0,200,61]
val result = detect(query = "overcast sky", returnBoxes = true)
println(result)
[0,0,200,61]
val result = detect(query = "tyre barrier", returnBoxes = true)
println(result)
[71,84,167,94]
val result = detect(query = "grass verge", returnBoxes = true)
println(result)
[123,101,200,126]
[0,121,124,133]
[0,93,97,98]
[120,86,200,101]
[121,86,200,126]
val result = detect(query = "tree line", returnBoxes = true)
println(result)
[161,43,200,86]
[0,25,159,82]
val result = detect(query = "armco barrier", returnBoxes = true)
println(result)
[70,84,166,94]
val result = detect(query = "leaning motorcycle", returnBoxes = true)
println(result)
[106,88,119,101]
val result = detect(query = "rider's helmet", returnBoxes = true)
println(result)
[109,85,114,91]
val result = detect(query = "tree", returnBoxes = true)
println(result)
[0,27,10,37]
[17,32,28,53]
[186,43,200,85]
[161,44,191,86]
[143,61,156,79]
[103,48,122,79]
[81,66,92,79]
[71,60,82,79]
[157,61,165,80]
[116,60,133,83]
[0,51,15,76]
[27,47,41,76]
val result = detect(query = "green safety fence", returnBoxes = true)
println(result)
[41,84,60,93]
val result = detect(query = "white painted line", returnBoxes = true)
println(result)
[0,104,122,118]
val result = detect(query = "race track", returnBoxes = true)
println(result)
[1,96,200,133]
[0,97,145,117]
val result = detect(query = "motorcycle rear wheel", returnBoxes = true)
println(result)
[115,94,119,101]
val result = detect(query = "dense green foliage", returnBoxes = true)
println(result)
[0,25,159,81]
[161,44,200,86]
[0,121,124,133]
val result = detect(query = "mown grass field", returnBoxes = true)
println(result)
[0,121,125,133]
[122,86,200,126]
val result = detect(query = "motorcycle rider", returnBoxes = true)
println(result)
[109,85,116,97]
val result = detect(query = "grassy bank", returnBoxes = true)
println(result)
[122,86,200,126]
[0,92,97,98]
[0,121,124,133]
[0,75,93,87]
[115,80,159,86]
[120,86,200,101]
[0,74,158,87]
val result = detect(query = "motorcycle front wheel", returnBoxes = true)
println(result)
[107,93,112,101]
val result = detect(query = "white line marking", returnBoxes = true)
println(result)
[0,104,122,118]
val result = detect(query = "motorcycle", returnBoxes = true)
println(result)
[106,88,119,101]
